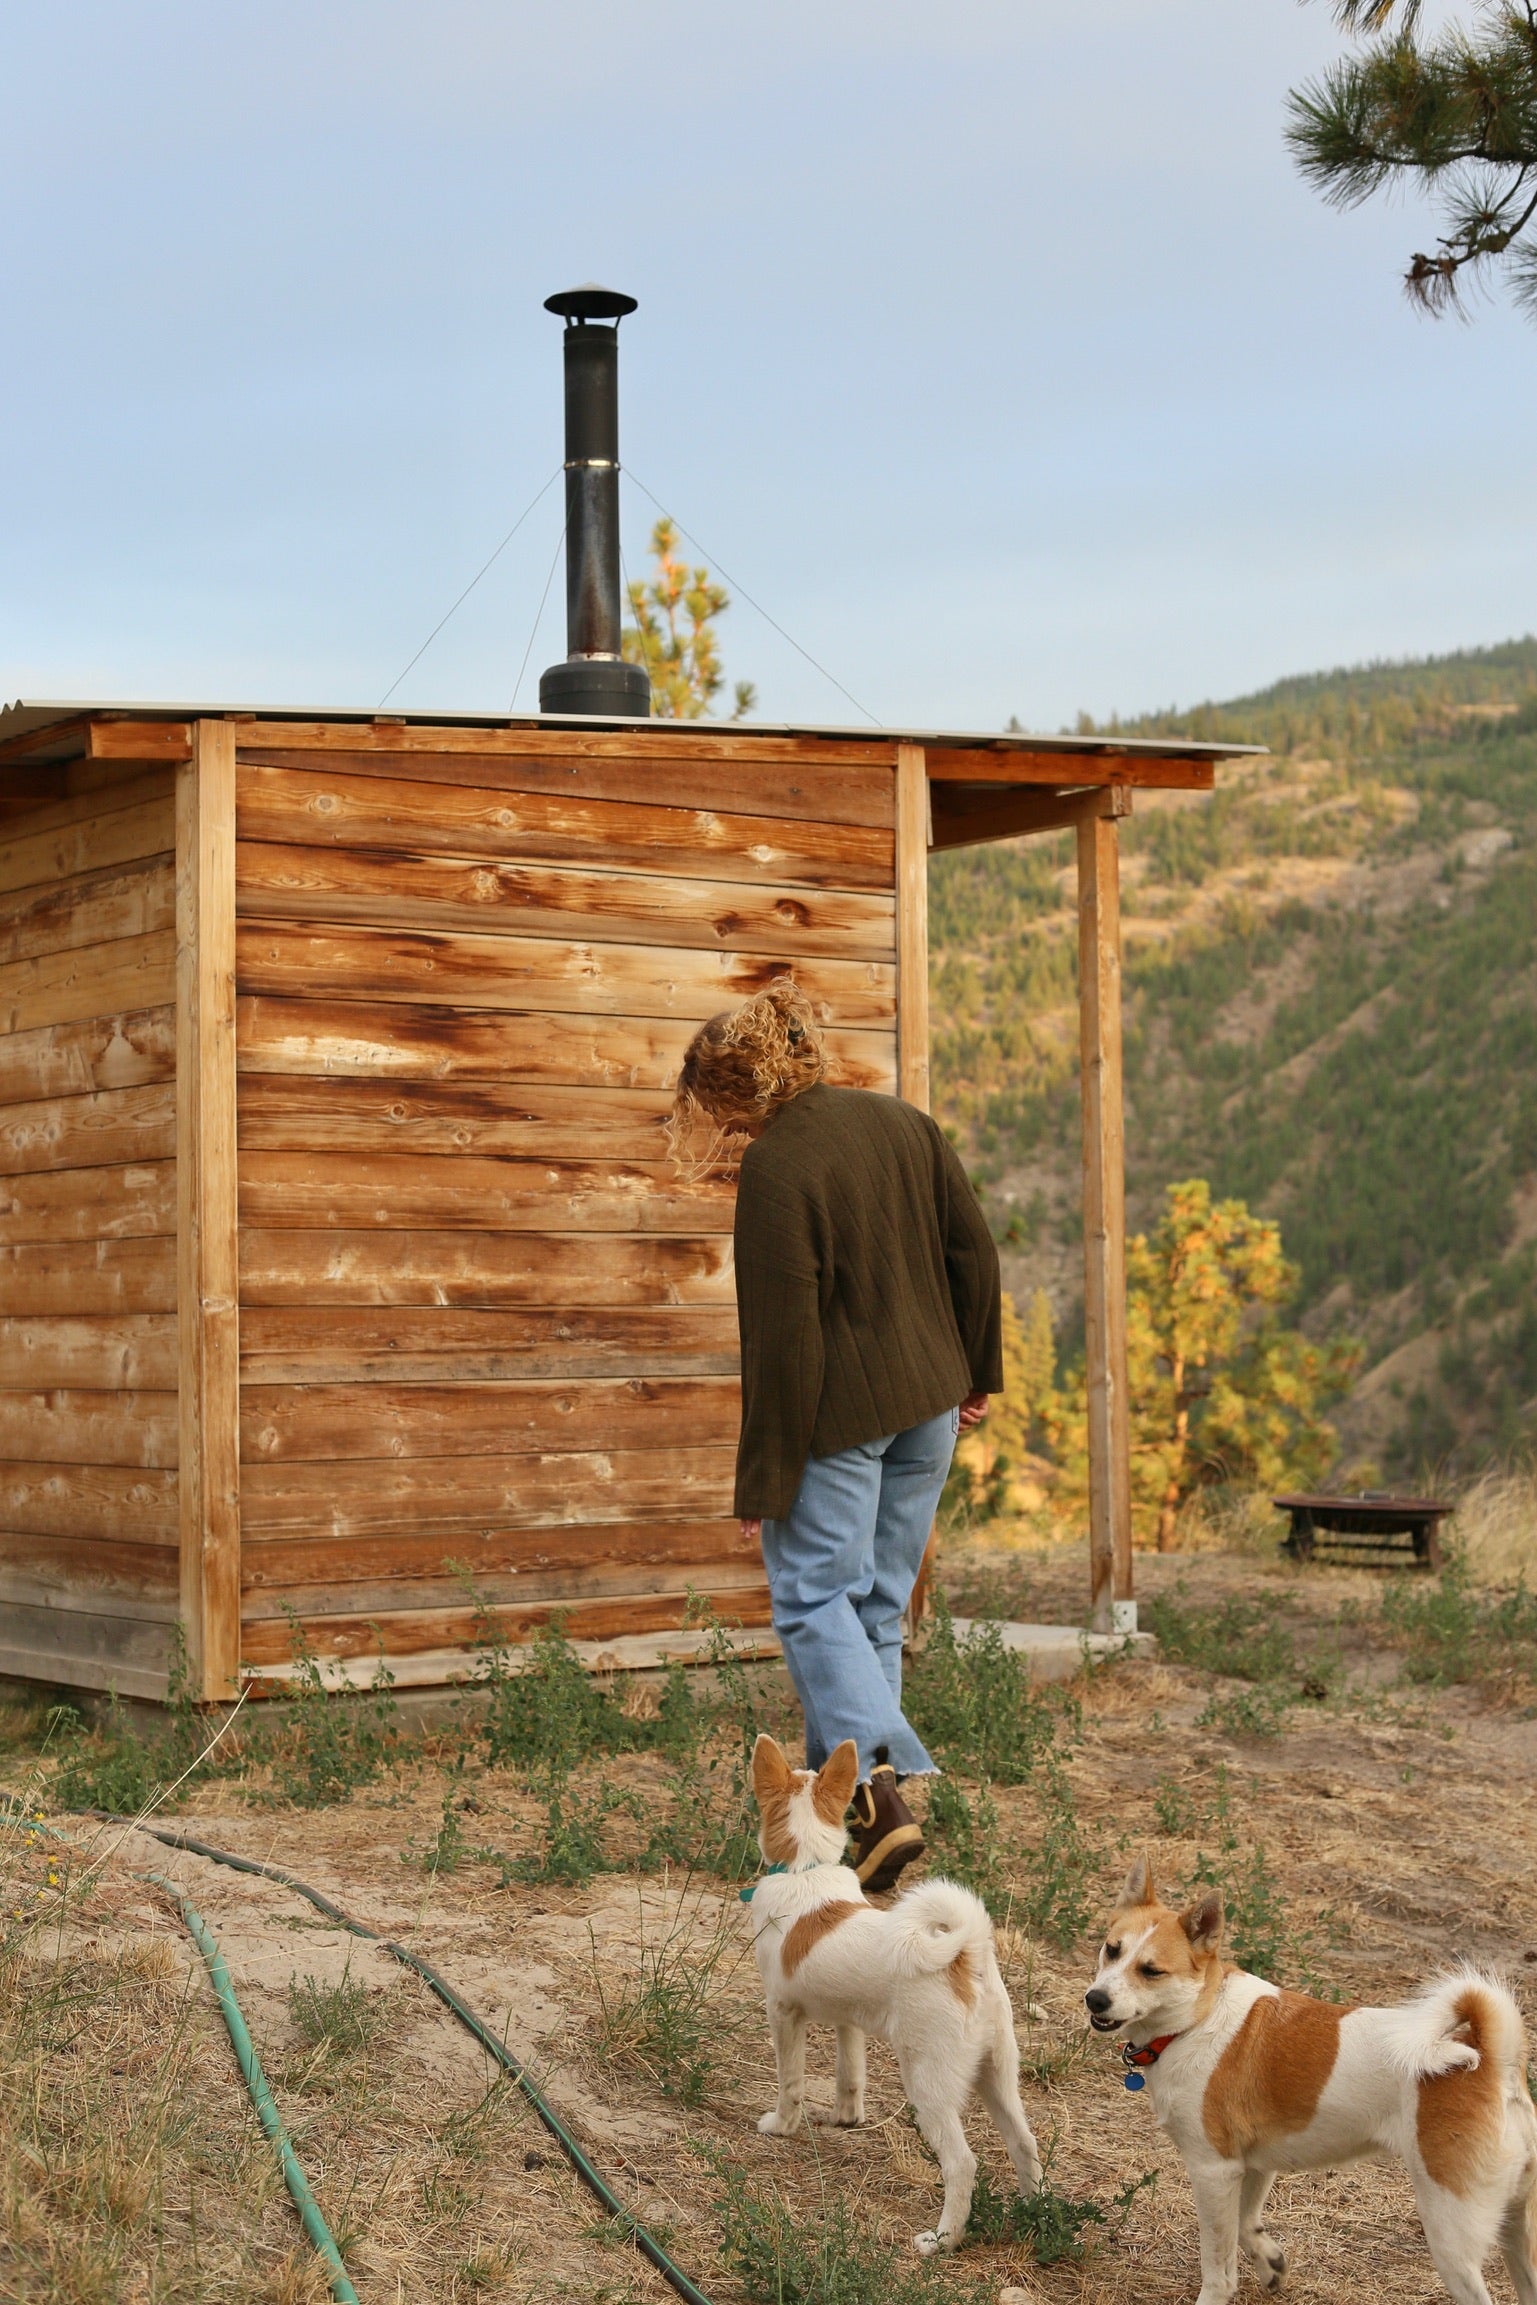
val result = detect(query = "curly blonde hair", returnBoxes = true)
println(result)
[667,977,827,1175]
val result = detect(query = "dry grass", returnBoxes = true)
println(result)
[6,1539,1537,2302]
[1448,1465,1537,1588]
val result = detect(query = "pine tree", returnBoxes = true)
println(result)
[621,519,757,720]
[1287,1,1537,317]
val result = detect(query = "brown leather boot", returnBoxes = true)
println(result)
[848,1759,924,1893]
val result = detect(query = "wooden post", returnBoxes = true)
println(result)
[896,743,930,1111]
[1077,794,1134,1633]
[177,721,241,1700]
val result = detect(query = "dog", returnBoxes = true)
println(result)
[745,1732,1042,2254]
[1085,1855,1537,2305]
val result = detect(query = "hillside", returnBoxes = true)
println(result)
[929,638,1537,1480]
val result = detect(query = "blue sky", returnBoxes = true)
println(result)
[2,0,1532,733]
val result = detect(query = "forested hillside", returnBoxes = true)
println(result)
[929,639,1537,1479]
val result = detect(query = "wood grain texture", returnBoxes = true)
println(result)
[238,1305,738,1384]
[0,930,174,1036]
[0,1008,176,1106]
[236,762,894,888]
[0,1083,175,1177]
[0,797,176,900]
[240,1375,740,1460]
[0,1237,177,1314]
[0,1389,178,1467]
[0,859,174,966]
[237,719,896,771]
[238,1229,734,1308]
[240,1447,735,1539]
[235,920,895,1029]
[0,1534,179,1605]
[1077,812,1134,1627]
[245,1556,766,1623]
[240,743,894,828]
[236,840,897,960]
[237,1076,673,1161]
[0,1313,177,1389]
[930,783,1130,852]
[0,1459,178,1543]
[0,1603,172,1699]
[241,1514,752,1592]
[239,1586,773,1664]
[236,995,896,1094]
[177,722,242,1700]
[925,748,1216,789]
[238,1149,735,1234]
[895,744,930,1111]
[0,1161,174,1244]
[86,720,193,764]
[0,769,172,847]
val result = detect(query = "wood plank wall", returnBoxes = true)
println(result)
[0,767,179,1698]
[231,727,900,1677]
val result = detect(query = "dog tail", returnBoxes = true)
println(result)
[885,1877,995,1981]
[1381,1967,1528,2085]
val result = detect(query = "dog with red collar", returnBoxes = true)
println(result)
[1085,1855,1537,2305]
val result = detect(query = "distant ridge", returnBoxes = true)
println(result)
[939,636,1537,1476]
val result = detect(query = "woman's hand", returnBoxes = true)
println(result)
[957,1391,990,1431]
[741,1518,763,1542]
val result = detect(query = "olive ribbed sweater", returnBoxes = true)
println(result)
[732,1083,1003,1519]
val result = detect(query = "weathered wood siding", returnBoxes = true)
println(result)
[0,769,179,1697]
[232,727,899,1676]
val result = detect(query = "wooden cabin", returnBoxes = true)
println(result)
[0,703,1250,1702]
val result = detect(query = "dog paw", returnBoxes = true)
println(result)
[912,2232,943,2257]
[756,2110,802,2136]
[1244,2230,1285,2284]
[813,2108,866,2128]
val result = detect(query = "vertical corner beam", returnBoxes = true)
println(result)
[177,721,241,1700]
[896,743,930,1111]
[1077,802,1134,1632]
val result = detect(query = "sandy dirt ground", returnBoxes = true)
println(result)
[7,1538,1537,2304]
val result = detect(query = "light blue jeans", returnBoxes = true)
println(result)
[759,1405,959,1780]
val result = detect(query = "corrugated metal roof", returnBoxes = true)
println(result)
[0,698,1261,760]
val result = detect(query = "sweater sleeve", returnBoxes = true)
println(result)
[936,1127,1004,1394]
[731,1158,826,1520]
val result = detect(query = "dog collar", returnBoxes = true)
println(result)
[738,1864,786,1905]
[1121,2033,1181,2090]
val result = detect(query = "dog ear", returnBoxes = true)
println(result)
[813,1739,860,1824]
[751,1734,792,1804]
[1179,1888,1224,1955]
[1120,1852,1156,1908]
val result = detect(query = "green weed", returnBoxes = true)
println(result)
[906,1593,1059,1783]
[1382,1553,1537,1688]
[590,1899,741,2106]
[923,1774,1006,1915]
[1196,1682,1293,1740]
[470,1604,638,1773]
[288,1965,386,2065]
[964,2154,1157,2265]
[268,1612,399,1808]
[501,1768,638,1887]
[714,2158,938,2305]
[1015,1752,1094,1948]
[403,1789,470,1877]
[1145,1590,1295,1683]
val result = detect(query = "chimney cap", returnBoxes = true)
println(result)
[544,282,638,323]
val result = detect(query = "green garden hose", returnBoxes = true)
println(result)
[120,1821,717,2305]
[148,1874,361,2305]
[28,1818,358,2302]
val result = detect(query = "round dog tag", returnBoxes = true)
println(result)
[1123,2071,1146,2091]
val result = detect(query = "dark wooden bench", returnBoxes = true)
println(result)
[1273,1491,1451,1570]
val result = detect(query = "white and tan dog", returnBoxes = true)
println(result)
[745,1733,1041,2255]
[1086,1856,1537,2305]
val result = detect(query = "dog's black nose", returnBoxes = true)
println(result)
[1085,1988,1112,2014]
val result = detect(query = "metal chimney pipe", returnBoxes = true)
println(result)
[538,284,651,719]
